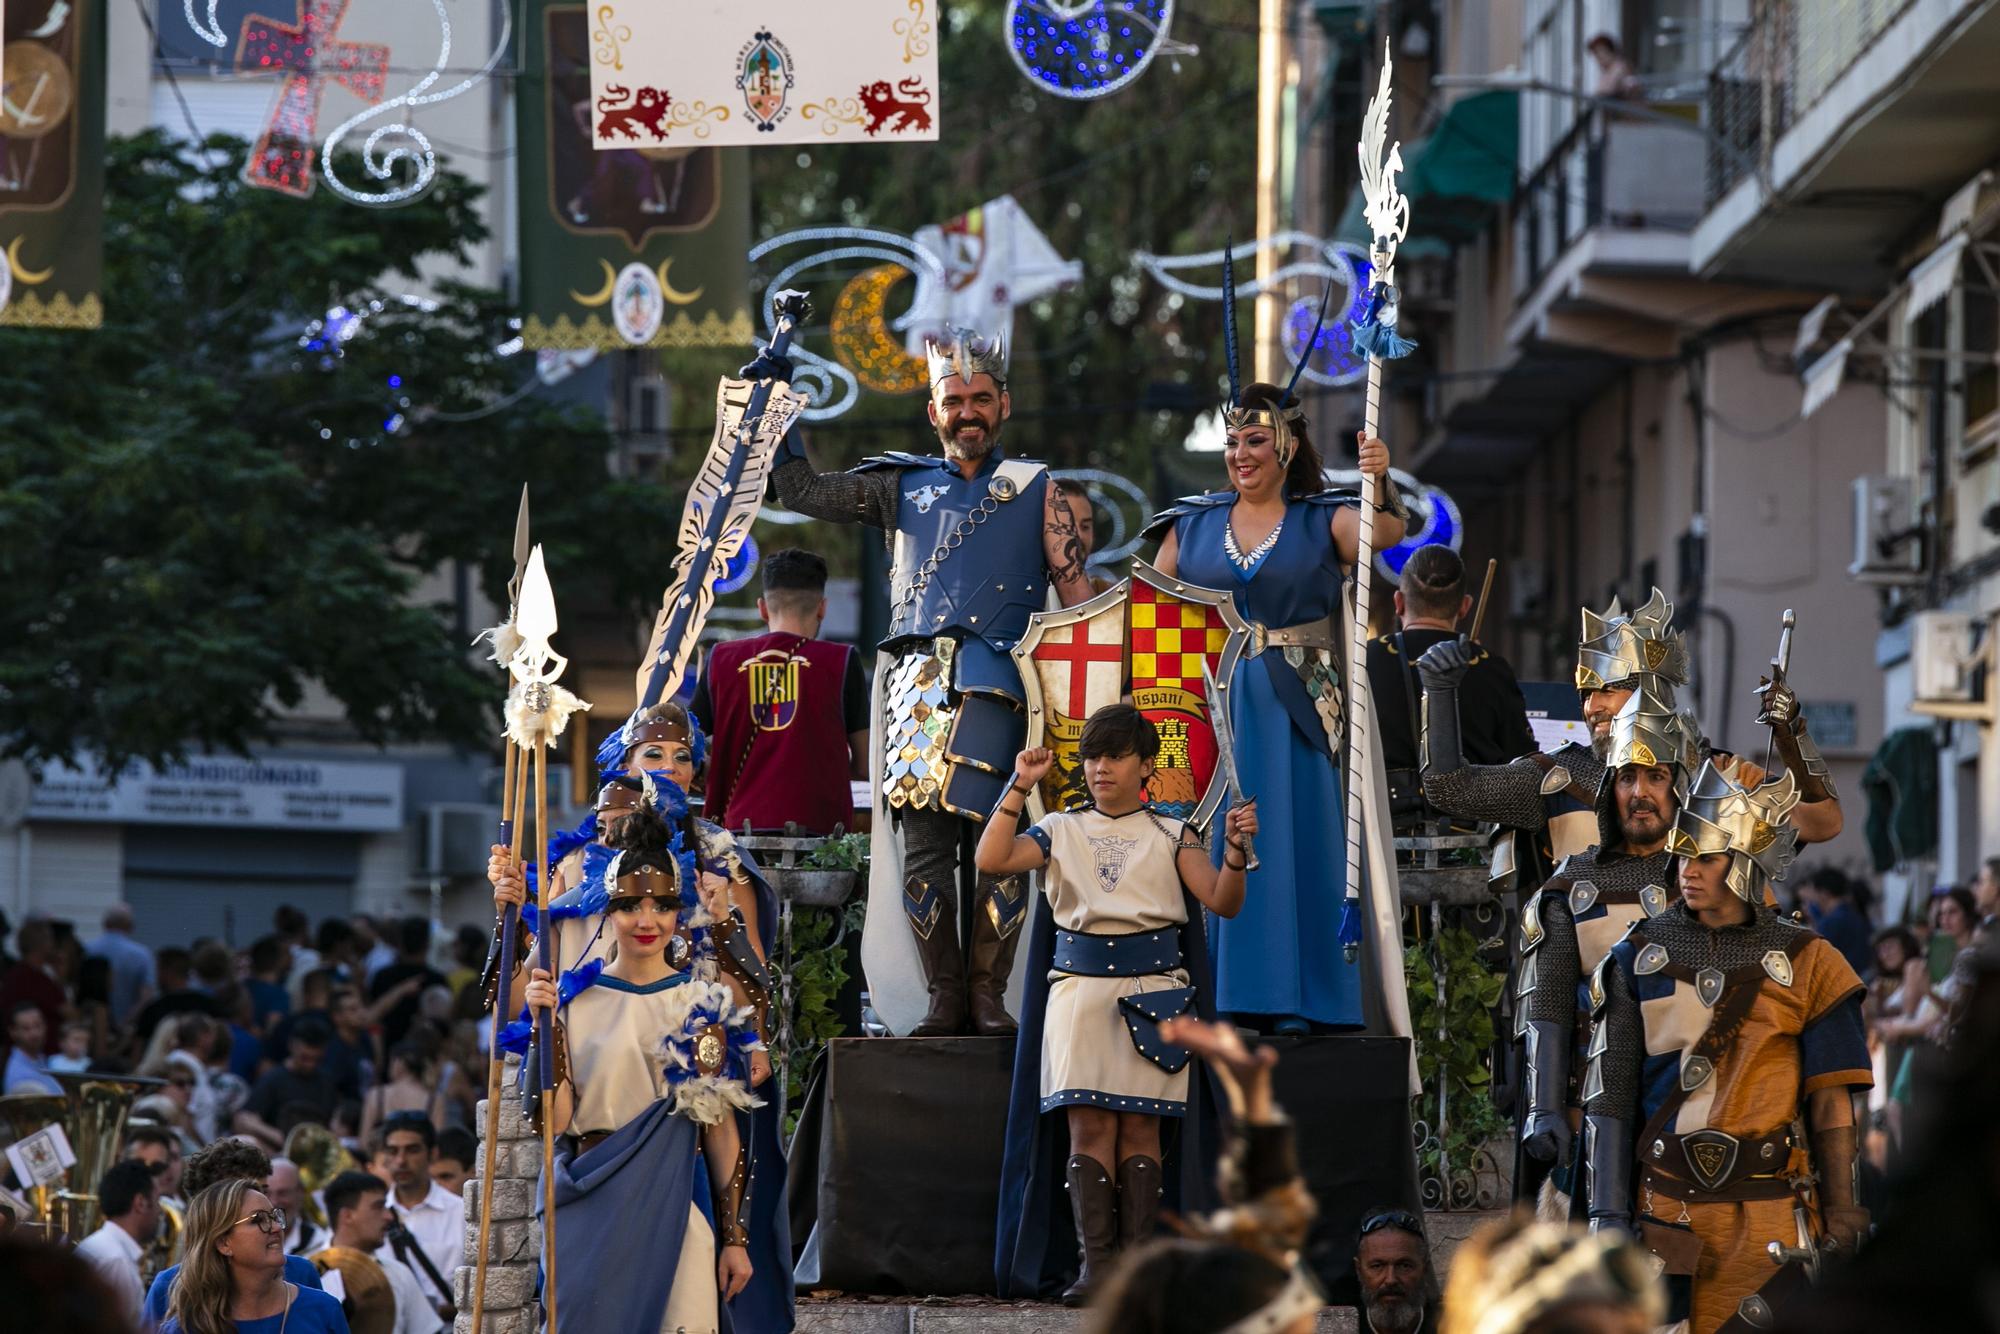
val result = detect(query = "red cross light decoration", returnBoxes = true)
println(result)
[237,0,390,197]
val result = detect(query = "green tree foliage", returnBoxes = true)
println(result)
[746,1,1258,492]
[0,132,672,772]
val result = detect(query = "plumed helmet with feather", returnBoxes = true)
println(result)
[1216,239,1335,470]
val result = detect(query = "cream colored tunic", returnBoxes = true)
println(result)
[1031,807,1193,1116]
[563,975,720,1334]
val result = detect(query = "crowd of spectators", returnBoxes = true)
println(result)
[0,902,495,1332]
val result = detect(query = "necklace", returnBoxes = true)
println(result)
[1223,516,1283,570]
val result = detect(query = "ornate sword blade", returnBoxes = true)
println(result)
[636,290,813,710]
[1201,661,1243,797]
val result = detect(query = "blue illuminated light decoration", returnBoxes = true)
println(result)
[1136,235,1370,388]
[1282,254,1372,387]
[1006,1,1197,101]
[1320,466,1463,582]
[714,535,761,596]
[747,227,948,422]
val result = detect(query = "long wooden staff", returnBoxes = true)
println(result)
[1342,40,1416,962]
[499,546,589,1334]
[472,488,531,1333]
[1468,557,1498,642]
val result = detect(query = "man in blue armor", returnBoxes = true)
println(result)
[771,329,1094,1035]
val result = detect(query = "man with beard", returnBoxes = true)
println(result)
[1513,691,1699,1208]
[771,328,1094,1036]
[1416,588,1691,878]
[1355,1207,1438,1334]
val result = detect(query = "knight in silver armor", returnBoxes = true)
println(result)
[1416,588,1692,875]
[1583,759,1871,1333]
[770,329,1095,1036]
[1515,690,1698,1192]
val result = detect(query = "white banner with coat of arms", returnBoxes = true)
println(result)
[587,1,941,149]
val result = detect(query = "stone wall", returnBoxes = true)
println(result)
[455,1063,543,1334]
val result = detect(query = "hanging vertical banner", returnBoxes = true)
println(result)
[519,0,753,350]
[586,0,939,149]
[0,0,104,329]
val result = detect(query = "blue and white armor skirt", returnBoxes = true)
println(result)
[1040,927,1196,1118]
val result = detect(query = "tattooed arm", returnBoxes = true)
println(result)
[1044,483,1094,607]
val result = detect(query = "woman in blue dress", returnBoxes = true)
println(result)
[1146,380,1405,1031]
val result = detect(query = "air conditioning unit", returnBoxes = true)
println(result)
[1849,475,1922,584]
[1912,612,1976,702]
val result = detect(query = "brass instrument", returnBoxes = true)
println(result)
[142,1194,185,1291]
[0,1073,155,1239]
[310,1245,397,1334]
[285,1122,360,1232]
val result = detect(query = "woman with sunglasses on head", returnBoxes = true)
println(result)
[1145,343,1408,1032]
[490,778,762,1334]
[162,1179,347,1334]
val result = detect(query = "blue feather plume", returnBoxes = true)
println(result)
[1222,235,1242,406]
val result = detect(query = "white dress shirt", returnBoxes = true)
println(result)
[75,1220,146,1328]
[321,1248,444,1334]
[389,1179,462,1310]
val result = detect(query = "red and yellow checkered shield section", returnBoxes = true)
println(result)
[1129,578,1232,820]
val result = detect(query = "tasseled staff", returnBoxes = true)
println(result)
[1341,40,1417,962]
[503,546,590,1333]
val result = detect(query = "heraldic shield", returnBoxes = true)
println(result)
[1010,561,1251,828]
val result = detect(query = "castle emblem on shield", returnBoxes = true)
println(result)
[736,30,795,131]
[743,646,807,732]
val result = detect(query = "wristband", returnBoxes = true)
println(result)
[1224,856,1247,872]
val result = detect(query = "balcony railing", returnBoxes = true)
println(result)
[1511,109,1705,298]
[1705,0,1920,204]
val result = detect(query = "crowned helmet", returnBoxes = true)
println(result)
[1667,758,1802,904]
[1575,587,1689,695]
[924,326,1007,392]
[1592,688,1701,848]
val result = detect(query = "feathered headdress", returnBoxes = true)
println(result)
[595,702,708,780]
[1216,239,1337,470]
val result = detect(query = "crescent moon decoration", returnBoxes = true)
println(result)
[656,258,704,306]
[830,265,928,395]
[7,237,54,285]
[1323,466,1462,581]
[184,0,227,46]
[748,226,949,421]
[571,259,618,308]
[1136,233,1368,388]
[1006,0,1197,100]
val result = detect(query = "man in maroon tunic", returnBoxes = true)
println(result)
[694,548,869,834]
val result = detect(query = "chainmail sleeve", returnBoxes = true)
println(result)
[771,456,898,528]
[1521,887,1582,1028]
[1583,951,1642,1123]
[1424,753,1551,830]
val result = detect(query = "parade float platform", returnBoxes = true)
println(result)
[789,1035,1422,1302]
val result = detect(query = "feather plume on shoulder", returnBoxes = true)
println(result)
[656,978,766,1126]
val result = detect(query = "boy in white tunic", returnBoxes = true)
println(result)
[977,703,1256,1304]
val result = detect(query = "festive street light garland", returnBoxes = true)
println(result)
[1005,0,1197,100]
[1136,234,1371,387]
[748,226,946,421]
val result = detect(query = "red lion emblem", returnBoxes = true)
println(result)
[858,77,933,136]
[596,85,674,142]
